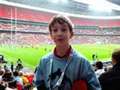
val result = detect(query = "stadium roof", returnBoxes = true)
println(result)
[1,0,120,19]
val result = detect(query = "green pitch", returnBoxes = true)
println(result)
[0,44,119,70]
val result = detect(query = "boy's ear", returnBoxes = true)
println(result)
[70,32,73,38]
[70,35,73,38]
[50,33,53,39]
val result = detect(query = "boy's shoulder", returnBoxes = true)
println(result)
[40,52,53,63]
[72,50,87,60]
[72,50,91,65]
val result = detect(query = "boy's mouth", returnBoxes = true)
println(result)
[57,38,64,42]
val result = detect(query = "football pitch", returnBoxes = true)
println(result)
[0,44,119,69]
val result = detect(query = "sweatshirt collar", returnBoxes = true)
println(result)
[54,46,72,58]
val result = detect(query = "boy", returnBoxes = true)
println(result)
[34,15,101,90]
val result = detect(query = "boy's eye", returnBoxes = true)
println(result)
[62,29,66,32]
[53,29,57,32]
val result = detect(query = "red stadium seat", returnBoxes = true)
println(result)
[72,80,87,90]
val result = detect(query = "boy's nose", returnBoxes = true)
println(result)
[57,30,63,35]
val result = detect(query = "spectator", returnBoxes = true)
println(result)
[17,59,22,64]
[34,15,101,90]
[0,70,4,82]
[3,64,9,72]
[92,53,98,62]
[13,71,23,86]
[0,55,7,63]
[6,80,17,90]
[95,61,105,78]
[11,62,14,72]
[0,81,6,90]
[0,55,4,63]
[16,59,23,71]
[2,71,13,82]
[99,49,120,90]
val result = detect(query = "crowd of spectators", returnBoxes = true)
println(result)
[0,22,120,45]
[0,59,36,90]
[0,32,120,46]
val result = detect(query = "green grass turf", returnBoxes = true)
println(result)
[0,44,119,70]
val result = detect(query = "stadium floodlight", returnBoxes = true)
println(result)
[88,0,112,12]
[74,0,107,5]
[108,1,120,11]
[61,0,68,4]
[49,0,68,4]
[74,0,112,12]
[74,0,120,11]
[50,0,59,4]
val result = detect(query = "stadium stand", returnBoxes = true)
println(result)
[0,17,120,45]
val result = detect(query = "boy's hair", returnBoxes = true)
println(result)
[49,15,74,34]
[112,49,120,63]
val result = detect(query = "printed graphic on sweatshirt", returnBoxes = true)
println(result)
[48,68,72,90]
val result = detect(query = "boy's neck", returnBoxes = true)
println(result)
[54,45,71,58]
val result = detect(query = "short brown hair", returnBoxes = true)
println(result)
[112,49,120,63]
[49,15,73,34]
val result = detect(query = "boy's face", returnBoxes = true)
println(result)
[50,22,73,46]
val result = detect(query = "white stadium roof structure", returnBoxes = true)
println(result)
[0,0,120,19]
